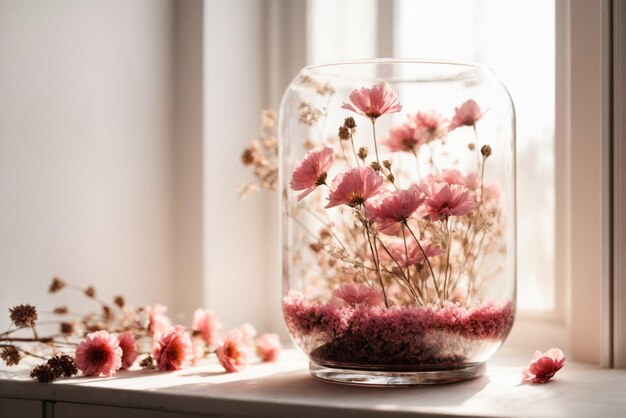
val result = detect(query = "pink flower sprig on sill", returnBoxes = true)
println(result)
[153,326,193,371]
[74,330,122,377]
[192,308,222,347]
[290,147,335,200]
[117,331,138,370]
[255,333,282,362]
[216,329,247,373]
[448,99,485,131]
[341,81,402,120]
[522,348,565,384]
[326,166,385,208]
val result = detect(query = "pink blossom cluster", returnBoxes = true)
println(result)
[283,291,514,366]
[73,306,281,378]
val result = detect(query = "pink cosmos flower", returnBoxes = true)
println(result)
[191,308,221,347]
[332,283,384,307]
[117,331,138,370]
[448,99,485,131]
[429,169,480,191]
[239,322,257,347]
[255,333,282,362]
[341,82,402,120]
[421,182,477,221]
[216,330,247,373]
[153,326,193,371]
[413,111,448,142]
[148,304,172,338]
[326,167,385,208]
[522,348,565,384]
[380,238,445,268]
[290,147,335,200]
[365,186,425,230]
[382,123,423,153]
[74,330,122,377]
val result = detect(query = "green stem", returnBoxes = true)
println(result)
[404,221,442,304]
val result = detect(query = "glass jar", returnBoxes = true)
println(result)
[279,59,515,385]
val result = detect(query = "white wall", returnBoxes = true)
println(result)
[0,0,175,328]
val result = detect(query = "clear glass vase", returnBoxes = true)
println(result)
[279,59,516,386]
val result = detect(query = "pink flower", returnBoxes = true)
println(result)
[191,308,221,347]
[117,331,138,370]
[382,123,423,153]
[380,238,445,267]
[421,182,477,221]
[74,330,122,377]
[255,333,282,362]
[153,326,193,371]
[522,348,565,384]
[413,111,448,142]
[239,322,257,347]
[290,147,334,200]
[342,82,402,120]
[326,167,385,208]
[448,99,485,131]
[216,330,247,373]
[429,169,480,190]
[148,304,172,338]
[332,284,384,307]
[365,186,425,229]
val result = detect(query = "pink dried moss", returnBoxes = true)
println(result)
[283,291,514,366]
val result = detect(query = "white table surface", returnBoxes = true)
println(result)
[1,348,625,418]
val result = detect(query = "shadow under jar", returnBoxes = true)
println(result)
[279,59,516,386]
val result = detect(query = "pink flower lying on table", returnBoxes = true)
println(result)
[326,167,384,208]
[290,147,335,200]
[117,331,138,370]
[448,99,485,131]
[342,81,402,120]
[192,308,221,347]
[74,330,122,377]
[522,348,565,384]
[153,326,193,371]
[333,283,385,307]
[217,330,247,373]
[255,333,282,362]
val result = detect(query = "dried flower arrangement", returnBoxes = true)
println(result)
[241,79,514,370]
[1,277,281,382]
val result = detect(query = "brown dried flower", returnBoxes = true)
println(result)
[309,242,324,253]
[1,346,21,366]
[49,277,66,293]
[60,322,74,335]
[9,304,38,328]
[84,286,96,298]
[370,161,382,172]
[30,364,57,383]
[139,355,156,369]
[47,355,77,378]
[387,174,396,183]
[338,126,350,140]
[298,102,325,126]
[344,117,357,129]
[261,109,277,128]
[102,305,113,321]
[241,147,257,165]
[481,144,492,158]
[468,143,476,151]
[114,295,125,308]
[358,147,368,160]
[53,306,68,315]
[382,160,392,169]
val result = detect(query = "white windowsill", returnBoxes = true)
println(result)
[1,348,625,418]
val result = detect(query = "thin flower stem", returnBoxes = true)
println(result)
[362,222,388,308]
[480,155,487,204]
[442,220,453,300]
[349,130,361,167]
[376,234,423,305]
[401,224,412,282]
[370,119,381,167]
[302,206,348,252]
[411,149,422,181]
[473,125,481,170]
[404,221,442,304]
